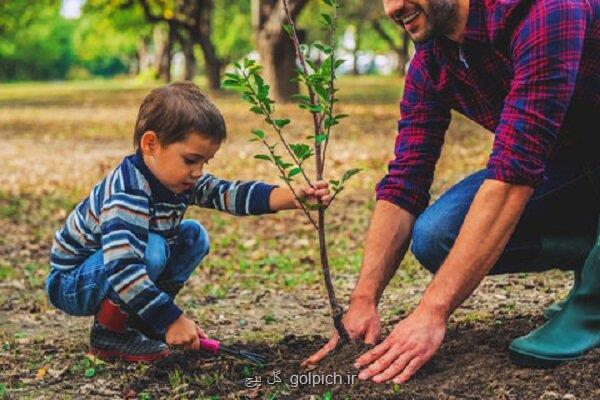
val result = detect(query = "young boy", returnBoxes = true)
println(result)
[45,81,330,362]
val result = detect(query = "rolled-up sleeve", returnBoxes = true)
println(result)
[376,51,451,217]
[485,0,588,186]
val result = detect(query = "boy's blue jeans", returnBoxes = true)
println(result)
[411,161,600,275]
[45,220,209,317]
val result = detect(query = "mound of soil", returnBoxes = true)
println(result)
[129,316,600,399]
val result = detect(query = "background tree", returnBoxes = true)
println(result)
[251,0,309,102]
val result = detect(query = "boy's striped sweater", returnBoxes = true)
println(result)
[50,152,276,332]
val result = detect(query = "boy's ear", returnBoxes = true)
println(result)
[140,131,159,155]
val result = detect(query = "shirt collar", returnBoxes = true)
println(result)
[129,150,181,203]
[463,0,488,43]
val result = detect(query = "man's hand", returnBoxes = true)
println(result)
[354,305,446,384]
[302,298,381,367]
[166,314,207,350]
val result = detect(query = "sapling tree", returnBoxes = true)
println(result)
[223,0,358,343]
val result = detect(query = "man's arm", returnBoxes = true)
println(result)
[421,180,533,317]
[355,180,533,384]
[350,200,415,308]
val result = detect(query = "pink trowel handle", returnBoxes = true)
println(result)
[199,338,220,354]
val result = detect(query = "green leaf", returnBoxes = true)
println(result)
[320,13,332,27]
[315,133,328,143]
[309,104,324,113]
[251,129,265,139]
[341,168,361,182]
[313,42,332,54]
[243,58,255,68]
[335,113,350,120]
[324,117,338,128]
[329,179,339,186]
[322,391,333,400]
[279,175,293,183]
[222,79,241,88]
[250,106,263,115]
[288,167,302,177]
[254,154,271,162]
[241,93,256,104]
[322,0,334,6]
[335,59,346,69]
[291,94,311,103]
[84,368,95,378]
[290,143,311,160]
[273,119,291,128]
[283,23,294,36]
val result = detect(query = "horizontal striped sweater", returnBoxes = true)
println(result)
[50,152,276,331]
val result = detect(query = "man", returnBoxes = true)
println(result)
[304,0,600,384]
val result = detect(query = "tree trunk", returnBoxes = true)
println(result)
[257,30,298,102]
[252,0,308,102]
[176,30,196,81]
[352,23,362,75]
[137,37,151,74]
[195,30,222,90]
[154,24,175,81]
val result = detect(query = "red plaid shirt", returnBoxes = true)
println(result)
[376,0,600,216]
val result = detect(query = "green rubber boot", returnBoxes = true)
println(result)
[509,234,600,368]
[542,272,581,320]
[538,235,589,320]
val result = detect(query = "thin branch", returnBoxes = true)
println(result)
[321,3,338,174]
[281,0,324,179]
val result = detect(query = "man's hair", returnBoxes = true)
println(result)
[133,81,226,149]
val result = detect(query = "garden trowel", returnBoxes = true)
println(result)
[199,338,267,365]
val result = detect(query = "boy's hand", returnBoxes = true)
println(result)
[166,314,207,350]
[297,180,331,208]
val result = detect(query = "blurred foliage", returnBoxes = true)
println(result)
[213,0,252,63]
[0,0,407,82]
[74,2,151,77]
[0,1,75,81]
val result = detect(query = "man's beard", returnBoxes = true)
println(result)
[411,0,459,43]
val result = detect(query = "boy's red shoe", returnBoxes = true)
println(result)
[89,299,170,362]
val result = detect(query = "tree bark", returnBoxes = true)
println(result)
[175,29,196,81]
[252,0,308,102]
[154,23,175,82]
[137,0,224,90]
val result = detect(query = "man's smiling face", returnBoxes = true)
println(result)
[383,0,460,43]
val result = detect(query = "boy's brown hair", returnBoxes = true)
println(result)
[133,81,226,148]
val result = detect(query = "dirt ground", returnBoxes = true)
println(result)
[0,77,596,399]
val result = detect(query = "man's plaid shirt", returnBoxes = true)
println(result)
[376,0,600,216]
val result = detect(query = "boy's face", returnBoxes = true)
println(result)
[141,131,221,194]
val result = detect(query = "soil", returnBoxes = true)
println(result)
[126,316,600,399]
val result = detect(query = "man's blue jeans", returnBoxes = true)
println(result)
[411,161,600,275]
[45,220,209,316]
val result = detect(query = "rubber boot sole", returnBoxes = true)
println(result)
[508,345,578,368]
[88,346,170,362]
